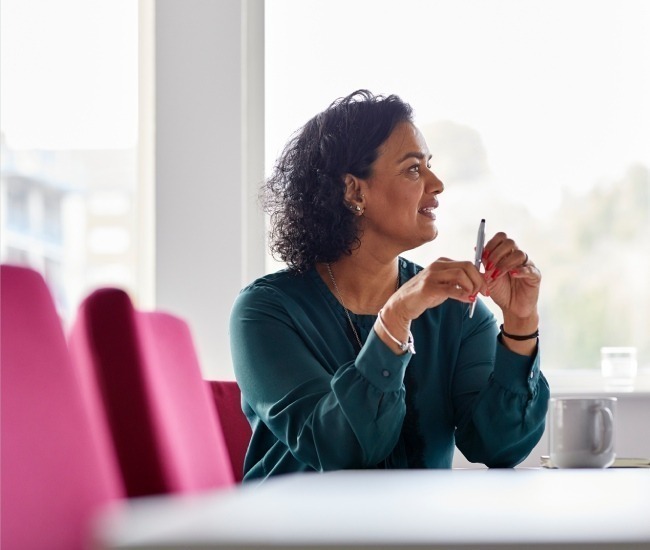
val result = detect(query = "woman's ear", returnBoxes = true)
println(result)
[343,174,366,216]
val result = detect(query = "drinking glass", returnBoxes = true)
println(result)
[600,347,637,388]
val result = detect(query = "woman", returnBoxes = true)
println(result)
[230,90,549,482]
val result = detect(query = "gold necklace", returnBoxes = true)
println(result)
[325,262,399,351]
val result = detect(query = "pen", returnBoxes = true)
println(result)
[469,218,485,319]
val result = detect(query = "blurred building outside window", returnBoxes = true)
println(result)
[0,0,142,325]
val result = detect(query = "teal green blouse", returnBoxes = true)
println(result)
[230,258,549,482]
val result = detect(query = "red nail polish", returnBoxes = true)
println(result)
[491,268,501,279]
[468,295,475,303]
[482,249,490,260]
[510,270,519,276]
[485,261,494,271]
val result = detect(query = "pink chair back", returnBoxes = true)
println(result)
[69,288,234,497]
[0,265,123,550]
[208,380,252,482]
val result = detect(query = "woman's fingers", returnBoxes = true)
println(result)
[482,232,530,282]
[426,258,487,300]
[477,231,541,318]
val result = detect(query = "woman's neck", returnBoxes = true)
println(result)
[317,250,400,315]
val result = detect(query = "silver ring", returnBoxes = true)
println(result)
[522,252,529,266]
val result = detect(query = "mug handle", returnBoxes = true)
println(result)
[591,405,614,455]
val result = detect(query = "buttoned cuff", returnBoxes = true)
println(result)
[492,336,541,394]
[355,328,411,392]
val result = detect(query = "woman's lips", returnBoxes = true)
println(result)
[418,206,437,220]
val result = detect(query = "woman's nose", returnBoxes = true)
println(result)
[426,170,444,194]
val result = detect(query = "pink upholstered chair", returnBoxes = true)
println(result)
[0,265,123,550]
[208,380,252,482]
[69,288,235,497]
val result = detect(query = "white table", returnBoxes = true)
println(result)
[96,468,650,549]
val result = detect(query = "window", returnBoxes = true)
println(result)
[5,181,30,231]
[0,0,142,322]
[265,0,650,373]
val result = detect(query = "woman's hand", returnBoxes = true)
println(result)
[481,231,541,322]
[382,257,488,330]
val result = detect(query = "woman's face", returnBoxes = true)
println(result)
[359,121,444,254]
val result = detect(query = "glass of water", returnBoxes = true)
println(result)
[601,347,638,388]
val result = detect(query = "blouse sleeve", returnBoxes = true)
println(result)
[230,283,411,471]
[451,301,550,467]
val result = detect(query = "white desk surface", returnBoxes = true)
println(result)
[96,468,650,550]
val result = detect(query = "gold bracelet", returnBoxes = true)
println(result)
[377,309,416,354]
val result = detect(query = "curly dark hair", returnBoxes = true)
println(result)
[262,90,414,272]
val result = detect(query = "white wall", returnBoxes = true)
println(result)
[154,0,265,380]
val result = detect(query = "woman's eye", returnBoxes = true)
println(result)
[409,164,420,173]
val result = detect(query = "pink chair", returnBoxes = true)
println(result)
[0,265,123,550]
[208,380,252,482]
[69,288,234,497]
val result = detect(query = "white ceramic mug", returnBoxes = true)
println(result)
[549,397,616,468]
